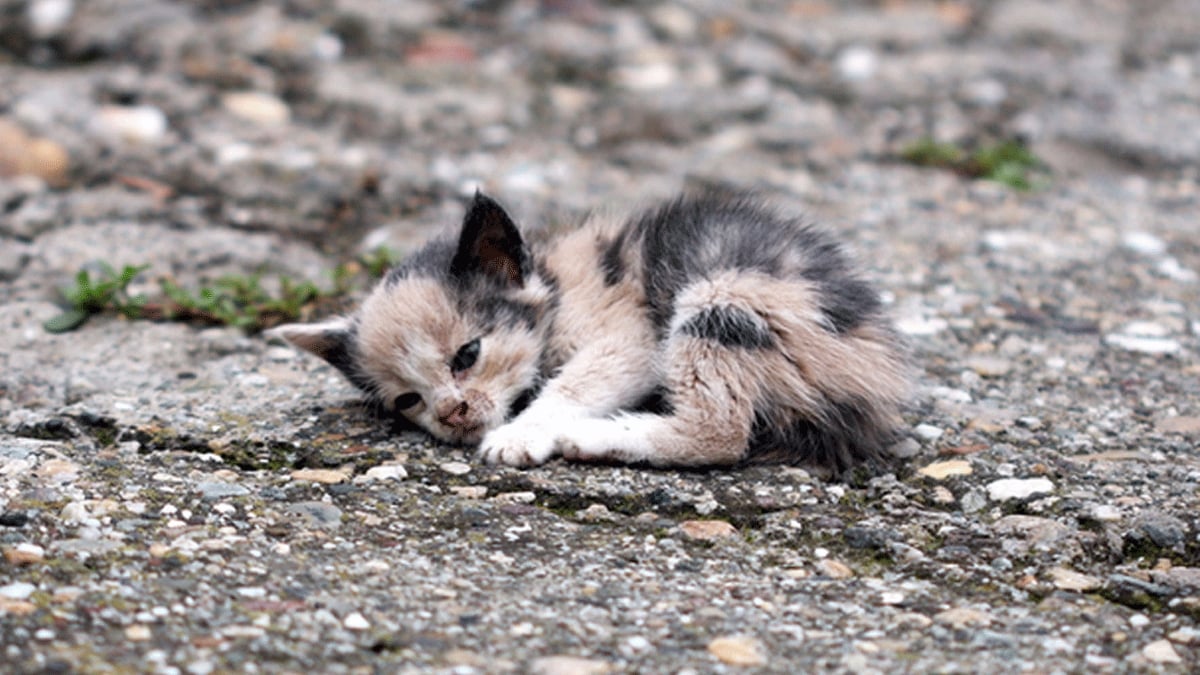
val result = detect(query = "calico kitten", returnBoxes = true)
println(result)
[271,189,910,475]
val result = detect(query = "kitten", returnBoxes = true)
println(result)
[271,189,910,475]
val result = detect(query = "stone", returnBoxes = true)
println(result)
[439,461,472,476]
[27,0,75,38]
[1104,334,1181,355]
[934,607,993,628]
[0,582,37,600]
[0,119,70,186]
[343,612,370,630]
[449,486,488,499]
[1141,639,1182,664]
[1157,416,1200,434]
[125,624,153,641]
[493,491,536,504]
[836,45,878,81]
[918,460,972,479]
[92,105,169,144]
[986,478,1054,501]
[222,92,292,127]
[993,515,1071,544]
[1149,566,1200,592]
[359,464,407,482]
[707,635,768,666]
[3,543,46,565]
[196,482,251,500]
[1121,231,1168,256]
[817,559,854,579]
[679,520,738,541]
[35,459,81,484]
[1048,567,1102,592]
[913,424,944,441]
[965,355,1013,377]
[291,468,351,484]
[529,655,612,675]
[1167,626,1199,645]
[286,502,342,528]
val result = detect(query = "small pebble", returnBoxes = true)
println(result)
[125,624,152,641]
[1120,231,1167,256]
[3,543,45,565]
[1048,566,1102,592]
[918,460,972,479]
[0,582,37,600]
[291,468,350,484]
[679,520,738,541]
[836,45,878,81]
[913,424,944,441]
[360,464,408,482]
[222,91,292,127]
[529,655,612,675]
[986,478,1054,501]
[1142,639,1182,664]
[707,635,768,666]
[440,461,472,476]
[93,105,169,144]
[817,559,854,579]
[934,607,993,628]
[343,612,370,630]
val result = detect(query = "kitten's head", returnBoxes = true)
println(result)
[271,193,551,445]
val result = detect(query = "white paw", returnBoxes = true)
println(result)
[557,418,648,464]
[478,421,559,467]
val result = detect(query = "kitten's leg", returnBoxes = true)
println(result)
[559,273,908,468]
[479,339,658,466]
[556,317,766,467]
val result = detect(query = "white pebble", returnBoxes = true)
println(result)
[439,461,471,476]
[27,0,74,38]
[1120,231,1167,256]
[1142,639,1182,664]
[897,316,948,336]
[914,424,944,442]
[0,582,37,599]
[1103,333,1181,355]
[222,91,291,127]
[986,477,1054,501]
[837,45,878,81]
[93,105,169,144]
[343,612,370,630]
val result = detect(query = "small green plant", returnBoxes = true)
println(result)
[360,246,399,279]
[156,274,322,330]
[44,263,150,333]
[44,247,403,335]
[900,138,1046,190]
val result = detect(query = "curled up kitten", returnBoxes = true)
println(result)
[270,190,910,476]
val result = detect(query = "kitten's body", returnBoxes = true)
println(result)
[274,190,909,475]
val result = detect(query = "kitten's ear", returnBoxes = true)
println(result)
[450,191,529,288]
[267,318,359,380]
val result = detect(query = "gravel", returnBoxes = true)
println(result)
[2,0,1199,672]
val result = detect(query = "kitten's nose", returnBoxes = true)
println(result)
[438,400,470,428]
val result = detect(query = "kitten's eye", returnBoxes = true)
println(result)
[394,392,422,410]
[450,338,481,373]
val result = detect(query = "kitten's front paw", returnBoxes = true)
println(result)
[557,419,645,465]
[479,422,559,467]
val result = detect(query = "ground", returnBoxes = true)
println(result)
[1,1,1199,673]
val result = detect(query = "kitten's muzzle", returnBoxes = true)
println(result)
[436,389,490,433]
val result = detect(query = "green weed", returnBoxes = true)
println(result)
[43,246,403,335]
[43,263,149,333]
[900,138,1046,190]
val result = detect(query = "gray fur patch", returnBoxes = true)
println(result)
[679,306,775,349]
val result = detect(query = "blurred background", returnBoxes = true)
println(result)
[1,0,1197,326]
